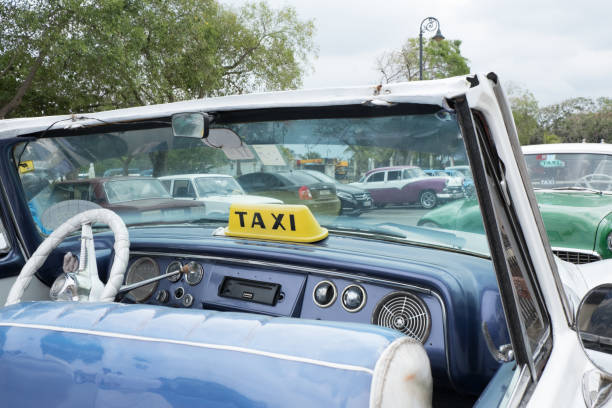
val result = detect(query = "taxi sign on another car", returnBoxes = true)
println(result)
[224,203,328,243]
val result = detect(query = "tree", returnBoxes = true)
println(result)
[0,0,316,119]
[539,97,612,143]
[376,38,469,83]
[506,84,546,145]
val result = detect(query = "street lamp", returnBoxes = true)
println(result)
[419,17,445,80]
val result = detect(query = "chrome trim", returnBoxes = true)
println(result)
[340,284,367,313]
[502,364,531,408]
[129,250,454,387]
[551,247,601,259]
[166,261,182,282]
[0,322,375,375]
[312,280,337,308]
[183,293,194,308]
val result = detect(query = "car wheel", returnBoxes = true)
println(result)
[419,190,437,209]
[375,203,386,209]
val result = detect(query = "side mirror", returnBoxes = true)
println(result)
[577,283,612,374]
[171,112,209,139]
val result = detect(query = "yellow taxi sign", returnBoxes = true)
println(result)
[18,160,34,174]
[224,203,328,243]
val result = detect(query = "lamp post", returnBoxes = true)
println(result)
[419,17,445,80]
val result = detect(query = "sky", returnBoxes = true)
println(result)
[224,0,612,106]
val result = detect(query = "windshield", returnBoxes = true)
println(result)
[525,153,612,191]
[15,109,488,256]
[195,177,244,197]
[104,179,171,203]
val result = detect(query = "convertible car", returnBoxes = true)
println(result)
[418,143,612,264]
[0,74,610,407]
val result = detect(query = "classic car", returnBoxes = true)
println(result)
[237,170,341,217]
[0,74,610,408]
[297,169,373,216]
[32,176,207,230]
[159,174,282,216]
[445,165,475,196]
[418,143,612,264]
[350,165,463,209]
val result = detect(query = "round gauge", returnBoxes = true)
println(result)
[125,257,160,302]
[166,261,182,282]
[185,262,204,286]
[341,284,367,313]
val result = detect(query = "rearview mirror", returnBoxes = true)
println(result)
[577,283,612,374]
[171,112,209,139]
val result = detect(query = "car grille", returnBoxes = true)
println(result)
[553,249,601,264]
[354,193,371,201]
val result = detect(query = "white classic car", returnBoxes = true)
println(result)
[159,174,282,215]
[0,74,611,408]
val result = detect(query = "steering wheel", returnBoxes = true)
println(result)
[5,209,130,306]
[577,173,612,191]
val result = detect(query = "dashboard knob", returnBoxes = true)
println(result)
[155,290,169,304]
[341,285,366,312]
[313,280,337,308]
[183,294,194,308]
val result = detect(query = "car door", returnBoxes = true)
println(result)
[363,171,387,204]
[457,73,587,407]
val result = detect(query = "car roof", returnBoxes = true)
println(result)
[522,143,612,155]
[365,165,419,175]
[159,174,232,180]
[0,76,474,138]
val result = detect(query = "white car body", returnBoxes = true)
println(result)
[1,74,611,407]
[159,174,282,215]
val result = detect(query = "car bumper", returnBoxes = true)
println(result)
[437,192,464,200]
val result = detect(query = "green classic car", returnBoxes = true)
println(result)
[418,143,612,264]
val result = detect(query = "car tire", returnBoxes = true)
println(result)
[419,190,437,209]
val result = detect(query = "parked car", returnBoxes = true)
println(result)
[102,167,141,177]
[45,177,207,227]
[298,169,373,216]
[237,170,341,217]
[0,74,610,407]
[350,165,463,209]
[418,143,612,264]
[159,174,282,216]
[444,165,475,196]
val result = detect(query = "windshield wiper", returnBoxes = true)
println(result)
[549,186,603,195]
[326,224,408,240]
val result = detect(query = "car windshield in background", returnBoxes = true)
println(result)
[195,177,244,197]
[104,179,171,203]
[525,153,612,192]
[15,110,489,257]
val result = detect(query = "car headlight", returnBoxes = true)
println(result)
[337,191,353,200]
[607,231,612,251]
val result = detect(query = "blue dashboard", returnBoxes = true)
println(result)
[39,224,509,395]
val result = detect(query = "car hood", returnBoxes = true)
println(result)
[108,198,204,210]
[535,191,612,220]
[334,183,368,195]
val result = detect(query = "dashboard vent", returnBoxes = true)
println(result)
[372,292,431,343]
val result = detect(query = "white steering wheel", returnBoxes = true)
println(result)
[5,209,130,306]
[578,173,612,191]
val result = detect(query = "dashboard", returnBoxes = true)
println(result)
[123,252,449,381]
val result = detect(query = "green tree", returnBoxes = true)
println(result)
[0,0,316,119]
[376,38,469,83]
[540,97,612,143]
[506,85,546,145]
